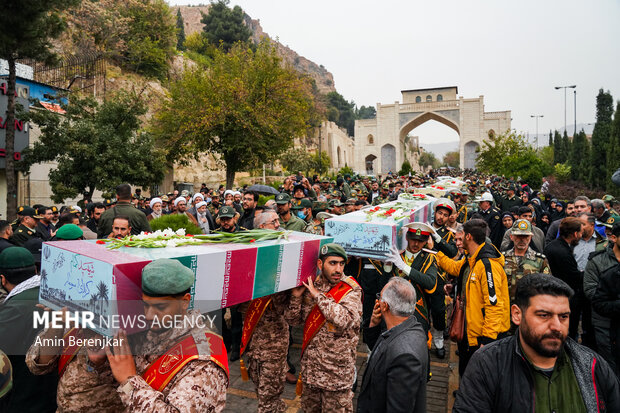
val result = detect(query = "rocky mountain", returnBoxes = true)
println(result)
[173,5,336,94]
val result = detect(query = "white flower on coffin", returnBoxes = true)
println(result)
[162,228,175,237]
[175,228,186,236]
[165,238,179,248]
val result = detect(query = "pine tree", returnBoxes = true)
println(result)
[0,0,81,219]
[607,101,620,193]
[201,0,252,52]
[569,130,585,180]
[176,8,186,51]
[590,89,614,188]
[562,130,571,165]
[579,131,592,183]
[548,131,553,147]
[553,130,564,164]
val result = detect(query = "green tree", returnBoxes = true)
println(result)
[325,91,356,136]
[562,130,571,164]
[418,152,440,169]
[553,130,564,164]
[153,41,313,188]
[123,0,177,79]
[569,130,590,181]
[0,0,80,218]
[176,8,186,51]
[201,0,252,52]
[280,148,312,175]
[355,105,376,119]
[20,90,166,202]
[443,150,460,168]
[476,130,552,188]
[608,101,620,193]
[548,131,553,147]
[398,159,413,175]
[590,88,614,188]
[309,151,331,175]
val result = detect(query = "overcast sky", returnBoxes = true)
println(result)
[168,0,620,150]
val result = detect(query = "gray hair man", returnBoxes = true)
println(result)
[358,277,429,412]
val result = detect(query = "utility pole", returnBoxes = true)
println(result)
[554,85,576,134]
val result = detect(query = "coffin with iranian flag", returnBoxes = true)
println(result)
[39,231,332,336]
[324,194,434,260]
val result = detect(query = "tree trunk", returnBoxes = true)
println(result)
[225,167,236,190]
[5,57,17,219]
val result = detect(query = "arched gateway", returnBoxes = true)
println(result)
[354,87,511,172]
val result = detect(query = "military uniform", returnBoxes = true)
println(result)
[284,258,362,413]
[239,292,291,413]
[119,310,228,412]
[26,328,123,412]
[371,195,389,206]
[503,247,550,301]
[304,220,323,235]
[97,201,151,238]
[456,202,468,223]
[9,224,36,247]
[279,213,306,232]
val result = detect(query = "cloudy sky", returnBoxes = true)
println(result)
[168,0,620,151]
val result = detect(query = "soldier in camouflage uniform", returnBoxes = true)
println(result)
[305,202,328,235]
[371,184,390,206]
[239,291,291,413]
[285,244,362,413]
[107,259,228,412]
[27,327,124,412]
[502,219,550,302]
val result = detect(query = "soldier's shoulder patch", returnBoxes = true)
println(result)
[534,252,546,259]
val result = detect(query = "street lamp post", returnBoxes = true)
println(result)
[555,85,576,135]
[574,90,577,136]
[531,114,543,149]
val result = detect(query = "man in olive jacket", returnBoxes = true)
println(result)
[97,183,151,238]
[358,277,428,413]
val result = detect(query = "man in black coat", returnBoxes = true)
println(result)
[454,274,620,413]
[544,217,589,341]
[358,277,428,413]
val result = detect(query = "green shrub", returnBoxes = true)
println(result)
[554,162,572,184]
[149,214,203,235]
[258,195,275,206]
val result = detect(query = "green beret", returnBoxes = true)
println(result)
[55,224,83,240]
[319,243,347,261]
[0,247,35,269]
[142,258,195,297]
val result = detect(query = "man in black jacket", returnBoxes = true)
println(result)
[239,191,258,230]
[454,274,620,413]
[358,277,428,413]
[544,217,589,341]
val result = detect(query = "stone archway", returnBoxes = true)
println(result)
[365,154,377,175]
[463,141,479,169]
[399,111,460,139]
[381,144,396,174]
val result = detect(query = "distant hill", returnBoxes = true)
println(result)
[173,5,336,94]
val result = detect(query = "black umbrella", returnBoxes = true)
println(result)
[246,184,280,195]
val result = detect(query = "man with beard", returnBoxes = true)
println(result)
[146,198,163,221]
[275,193,306,232]
[454,274,620,413]
[503,220,550,303]
[108,216,131,239]
[544,217,587,341]
[87,203,106,233]
[172,197,199,226]
[34,207,55,241]
[239,191,258,230]
[285,244,362,412]
[106,259,229,411]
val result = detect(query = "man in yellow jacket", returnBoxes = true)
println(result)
[432,218,511,376]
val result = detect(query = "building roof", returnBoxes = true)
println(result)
[401,86,458,94]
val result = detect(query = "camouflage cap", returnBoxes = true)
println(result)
[319,243,347,261]
[275,193,291,204]
[295,198,312,209]
[180,189,190,197]
[511,219,533,235]
[381,183,390,190]
[329,199,343,207]
[331,190,342,198]
[602,194,616,202]
[142,258,195,297]
[218,206,236,218]
[344,198,356,205]
[0,247,35,270]
[312,201,329,211]
[321,176,330,183]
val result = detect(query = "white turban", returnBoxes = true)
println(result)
[72,205,82,213]
[192,193,204,203]
[195,201,207,209]
[174,197,186,207]
[224,190,234,197]
[233,191,241,196]
[149,198,162,209]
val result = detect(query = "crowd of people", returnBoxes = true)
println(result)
[1,170,620,412]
